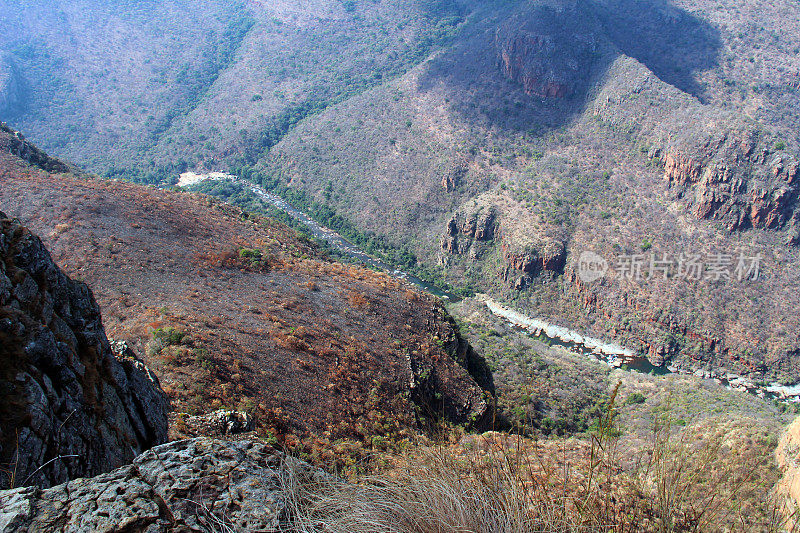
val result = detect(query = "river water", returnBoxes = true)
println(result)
[185,175,799,403]
[186,174,457,300]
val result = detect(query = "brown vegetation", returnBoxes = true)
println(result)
[280,414,790,532]
[0,139,489,469]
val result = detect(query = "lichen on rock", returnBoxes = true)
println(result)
[0,438,312,533]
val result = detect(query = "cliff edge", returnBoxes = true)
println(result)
[0,212,168,489]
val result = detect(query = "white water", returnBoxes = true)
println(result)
[480,295,636,364]
[180,173,800,403]
[479,295,800,402]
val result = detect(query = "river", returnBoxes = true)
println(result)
[183,173,800,403]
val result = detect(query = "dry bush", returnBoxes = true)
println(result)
[346,290,370,309]
[270,327,312,353]
[273,396,793,532]
[299,280,319,291]
[52,222,71,236]
[404,289,420,303]
[278,436,620,532]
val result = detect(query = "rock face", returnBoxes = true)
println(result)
[496,1,599,99]
[440,201,566,290]
[441,164,467,192]
[441,204,497,256]
[0,213,168,489]
[501,240,566,290]
[408,307,494,427]
[0,438,309,533]
[656,132,800,243]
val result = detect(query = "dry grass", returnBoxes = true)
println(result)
[273,396,795,532]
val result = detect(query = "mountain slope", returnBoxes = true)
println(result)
[257,0,800,381]
[3,0,800,381]
[0,0,470,180]
[0,126,491,458]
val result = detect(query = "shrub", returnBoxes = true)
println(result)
[238,247,262,259]
[626,392,647,405]
[152,327,186,346]
[145,327,186,357]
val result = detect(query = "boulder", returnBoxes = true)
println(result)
[176,410,255,438]
[0,438,315,533]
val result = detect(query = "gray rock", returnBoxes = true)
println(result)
[0,438,309,533]
[180,410,255,437]
[0,215,168,489]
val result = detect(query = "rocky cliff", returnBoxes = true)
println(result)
[0,213,168,489]
[0,123,69,175]
[495,1,601,99]
[0,438,304,532]
[441,204,497,256]
[655,135,800,244]
[440,199,566,290]
[0,129,493,455]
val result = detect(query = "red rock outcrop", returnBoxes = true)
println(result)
[440,205,497,256]
[440,199,566,289]
[441,165,467,192]
[501,240,566,289]
[495,2,599,100]
[659,135,800,240]
[664,153,703,185]
[498,35,571,98]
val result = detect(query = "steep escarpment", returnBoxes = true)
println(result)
[654,131,800,243]
[591,52,800,244]
[495,1,602,99]
[428,41,800,381]
[5,0,800,384]
[440,198,566,290]
[0,213,168,489]
[0,128,491,458]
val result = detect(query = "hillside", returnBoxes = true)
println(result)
[0,126,491,464]
[0,0,469,180]
[256,0,800,381]
[0,195,791,528]
[3,0,799,382]
[5,1,800,527]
